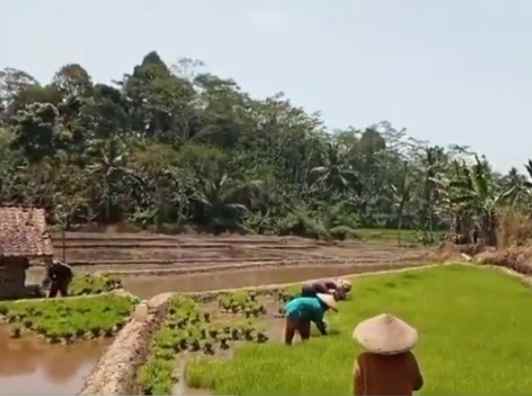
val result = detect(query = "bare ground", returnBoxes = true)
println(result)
[50,232,433,276]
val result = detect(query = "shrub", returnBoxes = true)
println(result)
[278,210,330,239]
[324,201,361,230]
[329,225,359,241]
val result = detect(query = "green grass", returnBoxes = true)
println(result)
[0,295,134,341]
[187,264,532,396]
[69,273,123,296]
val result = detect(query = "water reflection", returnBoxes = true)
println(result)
[0,326,109,395]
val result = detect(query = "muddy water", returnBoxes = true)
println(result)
[0,326,110,396]
[121,264,405,299]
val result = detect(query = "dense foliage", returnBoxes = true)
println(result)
[1,53,531,243]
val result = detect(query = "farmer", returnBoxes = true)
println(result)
[44,259,74,298]
[284,293,337,345]
[301,278,352,300]
[352,313,423,396]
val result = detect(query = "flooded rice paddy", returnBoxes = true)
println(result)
[0,326,110,395]
[121,263,407,299]
[8,258,420,395]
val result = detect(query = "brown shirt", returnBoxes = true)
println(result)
[353,352,423,396]
[302,280,338,295]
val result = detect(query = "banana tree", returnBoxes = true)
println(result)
[87,136,137,222]
[436,157,514,246]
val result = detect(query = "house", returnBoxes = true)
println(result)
[0,207,53,298]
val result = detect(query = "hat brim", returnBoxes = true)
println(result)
[353,314,417,354]
[316,293,338,311]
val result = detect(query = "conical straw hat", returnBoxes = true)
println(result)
[316,293,338,311]
[353,313,418,355]
[337,279,352,291]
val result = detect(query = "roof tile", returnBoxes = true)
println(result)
[0,207,53,258]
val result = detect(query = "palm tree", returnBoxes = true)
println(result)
[390,161,413,245]
[498,167,530,209]
[193,173,262,233]
[87,137,137,222]
[311,142,359,193]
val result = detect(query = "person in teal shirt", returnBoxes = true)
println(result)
[284,293,337,345]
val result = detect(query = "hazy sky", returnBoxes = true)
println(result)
[4,1,531,172]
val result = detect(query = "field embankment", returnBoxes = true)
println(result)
[50,231,432,275]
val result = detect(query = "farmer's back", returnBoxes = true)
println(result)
[354,351,423,396]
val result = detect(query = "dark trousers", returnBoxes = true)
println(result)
[49,280,69,297]
[285,317,311,345]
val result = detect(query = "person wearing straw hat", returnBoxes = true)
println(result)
[352,313,423,396]
[301,278,352,301]
[283,293,337,345]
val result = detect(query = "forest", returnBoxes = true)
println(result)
[1,51,530,244]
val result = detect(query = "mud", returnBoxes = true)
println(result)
[0,325,110,396]
[174,354,213,396]
[49,232,430,272]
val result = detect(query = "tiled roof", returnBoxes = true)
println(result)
[0,207,53,258]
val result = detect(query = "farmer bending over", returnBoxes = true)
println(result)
[45,259,73,298]
[352,313,423,396]
[284,293,337,345]
[301,278,352,300]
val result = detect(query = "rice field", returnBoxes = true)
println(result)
[187,264,532,396]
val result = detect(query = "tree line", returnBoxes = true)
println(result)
[1,51,530,244]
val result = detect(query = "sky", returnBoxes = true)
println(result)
[3,1,532,172]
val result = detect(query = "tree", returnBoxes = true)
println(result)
[0,67,38,115]
[391,161,413,245]
[11,102,67,161]
[418,146,448,239]
[0,127,19,203]
[52,64,93,98]
[311,142,359,193]
[86,136,136,222]
[498,166,530,209]
[436,156,514,246]
[7,84,62,118]
[2,55,520,240]
[172,57,205,82]
[193,173,262,233]
[122,51,196,141]
[191,73,253,148]
[72,83,130,149]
